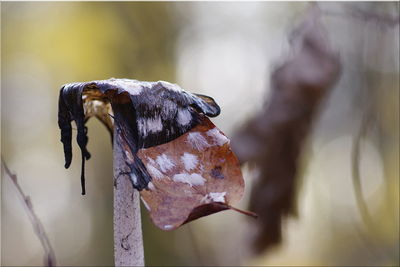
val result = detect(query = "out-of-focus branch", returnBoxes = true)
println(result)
[351,113,374,228]
[1,156,56,267]
[324,5,399,28]
[349,7,399,27]
[232,5,341,253]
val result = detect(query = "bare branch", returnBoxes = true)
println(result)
[1,156,56,267]
[351,115,374,228]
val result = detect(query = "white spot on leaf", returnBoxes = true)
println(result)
[181,153,199,171]
[156,154,175,173]
[147,182,155,191]
[209,192,226,202]
[163,224,174,230]
[146,164,164,179]
[177,108,192,126]
[158,81,183,92]
[137,117,163,137]
[130,173,137,184]
[201,192,227,204]
[172,173,205,186]
[187,132,210,150]
[206,127,229,146]
[140,197,151,211]
[109,79,145,95]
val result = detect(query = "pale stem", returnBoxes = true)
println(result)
[113,129,145,266]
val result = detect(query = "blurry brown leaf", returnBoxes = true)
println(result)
[232,6,341,253]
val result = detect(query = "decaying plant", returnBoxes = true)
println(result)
[58,79,255,265]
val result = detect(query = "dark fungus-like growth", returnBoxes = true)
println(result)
[58,79,220,194]
[58,79,252,229]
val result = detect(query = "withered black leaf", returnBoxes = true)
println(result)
[58,79,220,194]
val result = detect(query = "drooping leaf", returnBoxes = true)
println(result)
[58,79,248,230]
[137,116,245,230]
[58,79,221,194]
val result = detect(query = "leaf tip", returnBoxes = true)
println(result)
[227,204,258,219]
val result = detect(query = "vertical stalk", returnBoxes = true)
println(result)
[113,129,145,266]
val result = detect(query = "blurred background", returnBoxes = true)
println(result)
[1,2,399,266]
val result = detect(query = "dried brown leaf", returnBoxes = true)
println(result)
[138,117,245,230]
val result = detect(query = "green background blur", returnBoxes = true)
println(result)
[1,2,399,266]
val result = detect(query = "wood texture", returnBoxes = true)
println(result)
[113,129,145,266]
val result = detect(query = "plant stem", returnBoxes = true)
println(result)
[113,129,145,266]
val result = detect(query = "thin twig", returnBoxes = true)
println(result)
[1,156,56,267]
